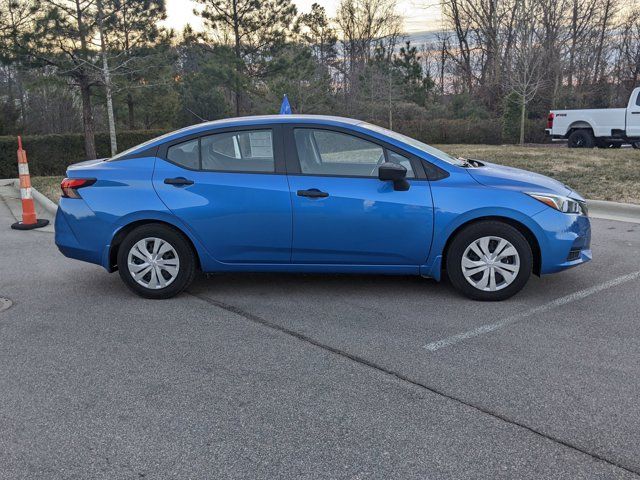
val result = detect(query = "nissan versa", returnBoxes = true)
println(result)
[55,115,591,301]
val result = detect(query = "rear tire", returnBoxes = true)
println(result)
[632,142,640,150]
[117,224,197,299]
[446,221,533,301]
[568,129,595,148]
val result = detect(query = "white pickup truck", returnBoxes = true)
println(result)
[546,86,640,149]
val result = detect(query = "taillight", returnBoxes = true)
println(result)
[547,112,555,129]
[60,178,96,199]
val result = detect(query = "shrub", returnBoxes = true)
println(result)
[0,130,166,178]
[399,118,504,144]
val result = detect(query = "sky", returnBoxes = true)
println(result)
[164,0,444,35]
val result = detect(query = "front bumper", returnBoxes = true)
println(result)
[532,207,592,274]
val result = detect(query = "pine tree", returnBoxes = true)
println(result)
[194,0,298,115]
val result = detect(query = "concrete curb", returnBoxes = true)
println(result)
[9,179,58,216]
[1,178,58,216]
[587,200,640,224]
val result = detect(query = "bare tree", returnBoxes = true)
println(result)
[335,0,401,104]
[504,0,545,144]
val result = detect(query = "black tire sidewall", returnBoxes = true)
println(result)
[117,224,196,299]
[446,221,533,301]
[568,130,594,148]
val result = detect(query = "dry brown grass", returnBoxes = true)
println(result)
[30,145,640,205]
[436,145,640,204]
[30,176,63,204]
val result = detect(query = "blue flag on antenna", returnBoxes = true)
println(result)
[279,94,292,114]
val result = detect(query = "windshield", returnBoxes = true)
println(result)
[360,123,466,166]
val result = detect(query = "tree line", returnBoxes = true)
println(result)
[0,0,638,160]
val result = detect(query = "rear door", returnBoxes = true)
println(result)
[153,125,292,264]
[284,125,434,266]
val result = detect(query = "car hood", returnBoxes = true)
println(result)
[465,160,576,198]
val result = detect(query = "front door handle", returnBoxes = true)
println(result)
[632,111,640,115]
[297,188,329,198]
[164,177,194,186]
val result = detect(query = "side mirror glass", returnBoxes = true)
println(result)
[378,162,410,191]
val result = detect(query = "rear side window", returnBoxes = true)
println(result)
[167,139,199,169]
[636,92,640,106]
[201,130,274,172]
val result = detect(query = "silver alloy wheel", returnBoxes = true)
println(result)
[127,237,180,290]
[461,236,520,292]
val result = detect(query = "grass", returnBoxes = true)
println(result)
[30,176,63,204]
[29,145,640,204]
[435,145,640,204]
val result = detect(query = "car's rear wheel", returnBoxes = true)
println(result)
[117,224,196,299]
[567,129,594,148]
[632,141,640,150]
[446,221,533,301]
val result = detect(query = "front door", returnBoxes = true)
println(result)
[285,127,434,266]
[626,89,640,137]
[153,126,292,264]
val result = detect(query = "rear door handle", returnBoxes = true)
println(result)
[297,188,329,198]
[632,111,640,115]
[164,177,194,186]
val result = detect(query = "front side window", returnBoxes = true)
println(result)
[201,130,274,172]
[294,129,414,178]
[295,129,400,177]
[167,139,199,169]
[386,151,415,178]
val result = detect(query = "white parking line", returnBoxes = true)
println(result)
[424,270,640,352]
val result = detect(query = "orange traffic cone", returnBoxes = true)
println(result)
[11,136,49,230]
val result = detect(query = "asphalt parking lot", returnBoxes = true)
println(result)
[1,197,640,479]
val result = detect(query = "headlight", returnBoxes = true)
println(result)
[526,192,588,216]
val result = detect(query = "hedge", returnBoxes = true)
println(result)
[0,119,548,178]
[0,130,166,178]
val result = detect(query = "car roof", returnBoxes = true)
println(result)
[168,114,364,138]
[110,115,369,160]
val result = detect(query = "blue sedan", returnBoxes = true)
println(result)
[55,115,591,300]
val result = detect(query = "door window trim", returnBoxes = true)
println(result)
[156,124,286,175]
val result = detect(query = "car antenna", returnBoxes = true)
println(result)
[185,108,208,123]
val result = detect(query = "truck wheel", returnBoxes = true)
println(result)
[633,142,640,150]
[568,130,595,148]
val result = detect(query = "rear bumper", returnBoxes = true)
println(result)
[54,200,106,268]
[533,208,592,274]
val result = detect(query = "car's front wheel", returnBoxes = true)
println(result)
[446,221,533,301]
[117,224,197,299]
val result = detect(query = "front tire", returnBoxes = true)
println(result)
[117,224,197,299]
[567,129,595,148]
[446,221,533,301]
[632,142,640,150]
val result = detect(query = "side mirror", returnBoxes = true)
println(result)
[378,162,410,191]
